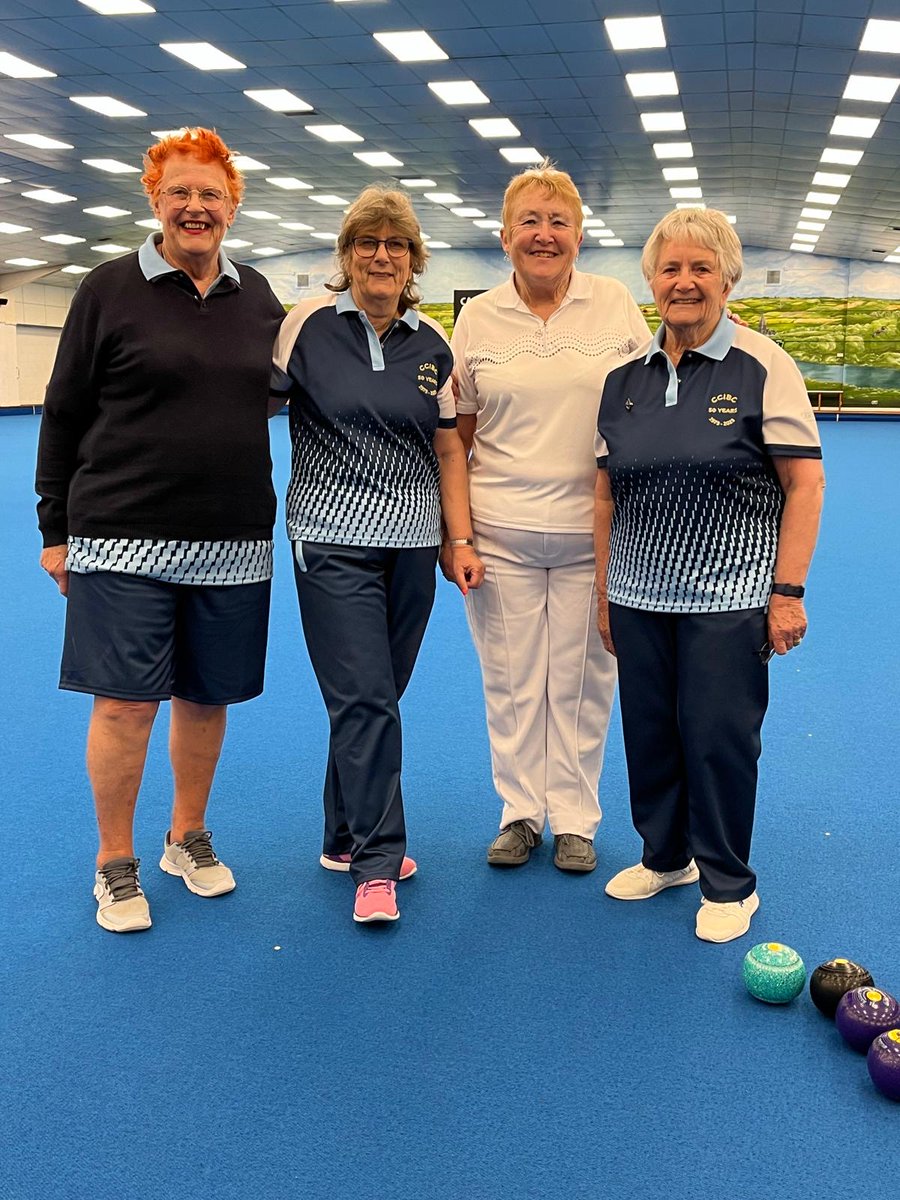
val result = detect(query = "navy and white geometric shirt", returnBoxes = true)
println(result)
[596,311,822,613]
[272,291,456,548]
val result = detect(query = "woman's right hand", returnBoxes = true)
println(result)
[596,593,615,656]
[41,545,69,596]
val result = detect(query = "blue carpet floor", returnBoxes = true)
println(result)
[1,415,898,1199]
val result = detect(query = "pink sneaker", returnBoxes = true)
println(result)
[320,852,417,881]
[353,879,399,923]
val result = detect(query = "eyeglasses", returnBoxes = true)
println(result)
[160,186,229,211]
[756,642,776,665]
[352,236,412,258]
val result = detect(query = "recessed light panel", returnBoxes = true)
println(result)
[61,265,91,274]
[428,80,489,105]
[222,238,253,247]
[451,207,484,218]
[843,75,899,102]
[812,171,850,188]
[78,0,155,11]
[801,208,832,220]
[860,18,900,54]
[583,218,606,228]
[6,133,73,149]
[605,16,666,50]
[473,219,501,229]
[797,221,825,232]
[310,231,337,240]
[794,233,819,242]
[241,210,281,220]
[424,192,462,205]
[279,222,314,231]
[244,89,312,113]
[662,166,699,181]
[653,142,693,159]
[400,179,436,188]
[91,243,130,253]
[83,157,140,173]
[640,112,685,132]
[310,194,349,206]
[230,155,268,171]
[500,146,543,163]
[820,148,863,166]
[41,233,86,244]
[251,247,283,256]
[134,218,162,230]
[23,188,77,203]
[354,152,404,167]
[267,177,313,190]
[159,43,246,70]
[373,31,448,62]
[830,115,880,138]
[84,205,131,217]
[0,52,55,78]
[305,124,363,143]
[469,118,520,139]
[70,96,146,117]
[675,202,705,210]
[6,257,48,266]
[670,187,702,198]
[790,243,814,253]
[626,72,678,98]
[0,222,32,234]
[806,191,840,205]
[427,241,451,248]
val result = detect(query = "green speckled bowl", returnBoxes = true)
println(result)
[743,942,807,1004]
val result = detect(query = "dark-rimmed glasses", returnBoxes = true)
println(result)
[161,186,228,211]
[352,236,411,258]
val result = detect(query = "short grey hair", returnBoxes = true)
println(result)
[641,207,743,287]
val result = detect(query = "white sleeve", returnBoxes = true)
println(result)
[449,303,479,415]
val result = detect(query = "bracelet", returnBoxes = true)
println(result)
[448,537,474,547]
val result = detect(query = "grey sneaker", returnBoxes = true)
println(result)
[159,829,235,896]
[94,856,152,933]
[553,833,597,873]
[605,859,699,900]
[486,820,542,867]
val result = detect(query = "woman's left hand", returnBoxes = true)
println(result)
[767,594,808,654]
[450,545,484,595]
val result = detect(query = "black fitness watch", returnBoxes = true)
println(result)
[771,582,805,598]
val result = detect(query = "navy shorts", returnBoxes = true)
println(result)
[60,570,271,704]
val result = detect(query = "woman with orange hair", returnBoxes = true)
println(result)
[36,128,285,933]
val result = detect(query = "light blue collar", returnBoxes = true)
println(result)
[644,309,735,407]
[335,289,418,372]
[138,232,240,286]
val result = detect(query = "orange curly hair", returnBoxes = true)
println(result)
[141,127,244,204]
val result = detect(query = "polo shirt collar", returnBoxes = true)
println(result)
[497,267,589,312]
[138,232,241,286]
[335,287,419,330]
[644,307,735,364]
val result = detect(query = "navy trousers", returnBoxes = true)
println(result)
[293,542,438,885]
[609,603,769,902]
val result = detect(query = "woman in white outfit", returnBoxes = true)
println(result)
[450,164,650,871]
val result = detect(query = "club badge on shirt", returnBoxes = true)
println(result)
[417,362,438,397]
[708,392,738,427]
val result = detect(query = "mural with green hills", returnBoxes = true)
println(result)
[422,297,900,408]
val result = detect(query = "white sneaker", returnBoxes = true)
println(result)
[605,860,699,900]
[159,829,235,896]
[94,857,152,933]
[696,892,760,943]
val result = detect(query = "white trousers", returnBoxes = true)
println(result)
[465,522,617,839]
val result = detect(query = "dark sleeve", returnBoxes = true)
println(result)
[35,280,105,546]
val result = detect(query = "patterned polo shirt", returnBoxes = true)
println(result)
[271,291,456,548]
[596,311,822,613]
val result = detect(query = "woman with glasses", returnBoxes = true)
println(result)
[36,128,285,933]
[272,186,483,925]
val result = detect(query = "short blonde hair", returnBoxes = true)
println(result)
[141,127,243,205]
[501,160,584,234]
[641,207,743,286]
[328,186,428,309]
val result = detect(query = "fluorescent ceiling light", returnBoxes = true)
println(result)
[662,166,698,181]
[491,230,501,238]
[310,231,337,240]
[451,207,485,217]
[790,243,814,253]
[230,155,268,171]
[61,265,91,274]
[244,89,312,113]
[860,18,900,53]
[267,177,313,190]
[0,177,9,184]
[222,238,252,247]
[670,187,702,198]
[473,219,501,229]
[600,239,624,246]
[640,111,685,132]
[151,128,187,139]
[590,229,617,238]
[70,95,146,117]
[6,133,73,149]
[469,118,520,139]
[279,222,314,231]
[23,188,77,203]
[726,215,737,224]
[41,233,86,244]
[583,218,606,228]
[82,157,140,173]
[801,207,832,220]
[305,124,363,143]
[0,52,55,78]
[830,115,879,138]
[653,142,693,159]
[373,31,448,62]
[5,257,48,266]
[400,178,436,188]
[134,218,162,229]
[428,80,489,105]
[812,171,850,188]
[91,243,130,253]
[159,43,246,70]
[843,74,899,103]
[424,192,462,205]
[806,191,840,205]
[820,148,863,166]
[676,202,705,209]
[500,146,544,163]
[310,194,348,206]
[605,16,666,50]
[581,205,592,216]
[0,222,32,234]
[84,205,131,217]
[241,210,281,220]
[626,72,678,98]
[251,247,283,256]
[354,151,404,167]
[885,254,900,263]
[797,221,826,232]
[427,241,451,248]
[78,0,154,11]
[794,233,819,242]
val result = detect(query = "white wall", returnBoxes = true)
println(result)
[0,282,75,408]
